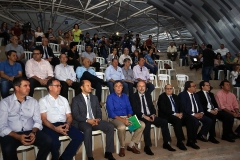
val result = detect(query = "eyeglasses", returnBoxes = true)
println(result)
[165,88,173,90]
[190,85,196,88]
[51,85,62,87]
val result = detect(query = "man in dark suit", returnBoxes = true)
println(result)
[130,81,176,155]
[36,37,60,66]
[197,81,235,142]
[71,80,115,160]
[158,84,199,149]
[178,81,212,143]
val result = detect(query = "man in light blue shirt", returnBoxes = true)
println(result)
[105,58,128,94]
[188,44,199,63]
[0,77,52,160]
[76,58,104,102]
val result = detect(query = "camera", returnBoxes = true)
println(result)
[22,22,31,34]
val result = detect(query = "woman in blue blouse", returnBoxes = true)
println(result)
[0,22,10,45]
[144,48,158,74]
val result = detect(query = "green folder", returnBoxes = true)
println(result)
[128,115,141,132]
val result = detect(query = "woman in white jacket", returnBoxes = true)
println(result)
[231,64,240,87]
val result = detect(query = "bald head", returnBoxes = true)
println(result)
[83,58,91,68]
[42,37,49,46]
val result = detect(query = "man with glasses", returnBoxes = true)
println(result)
[178,81,212,143]
[81,44,100,72]
[130,82,175,155]
[133,57,154,95]
[158,84,199,149]
[25,48,53,97]
[39,78,84,160]
[197,81,235,143]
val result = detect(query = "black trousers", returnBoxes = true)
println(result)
[139,117,171,146]
[91,62,100,72]
[59,81,81,100]
[159,114,195,142]
[29,78,47,97]
[80,71,103,102]
[0,130,52,160]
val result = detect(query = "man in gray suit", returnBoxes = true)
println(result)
[71,80,116,160]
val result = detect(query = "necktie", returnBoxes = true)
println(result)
[140,67,142,72]
[170,96,178,113]
[191,94,198,113]
[86,95,94,119]
[44,47,49,59]
[141,95,147,115]
[206,92,214,110]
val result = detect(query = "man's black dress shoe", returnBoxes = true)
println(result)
[186,141,200,149]
[177,142,187,150]
[144,146,154,155]
[163,143,176,151]
[197,134,208,142]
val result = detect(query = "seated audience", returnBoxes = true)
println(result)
[105,58,128,94]
[0,50,22,98]
[60,32,72,54]
[56,30,63,43]
[188,44,198,63]
[106,80,145,157]
[131,50,140,67]
[20,29,35,51]
[145,35,153,49]
[39,78,84,160]
[167,42,177,61]
[76,58,104,102]
[0,77,52,160]
[197,81,235,143]
[215,80,240,141]
[36,37,60,66]
[144,48,158,75]
[71,80,116,160]
[233,52,240,65]
[151,43,159,60]
[25,48,53,97]
[231,64,240,87]
[224,52,235,71]
[119,48,132,67]
[122,58,134,95]
[11,22,22,39]
[213,53,227,80]
[35,26,45,42]
[81,45,100,72]
[107,47,118,64]
[130,82,176,155]
[214,44,229,57]
[178,81,212,143]
[140,41,149,54]
[133,57,155,95]
[158,84,199,149]
[67,42,81,70]
[54,53,81,99]
[0,22,10,45]
[84,32,92,47]
[179,44,189,66]
[48,28,58,44]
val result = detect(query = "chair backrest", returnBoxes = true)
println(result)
[163,60,174,69]
[155,60,165,70]
[96,57,105,65]
[24,51,33,60]
[158,74,171,89]
[95,72,105,80]
[52,44,60,53]
[54,53,60,58]
[48,43,54,49]
[176,74,189,92]
[35,42,42,46]
[149,74,158,87]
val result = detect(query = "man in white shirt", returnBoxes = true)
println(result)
[167,42,177,61]
[39,78,84,160]
[133,57,155,95]
[214,44,229,57]
[54,53,80,99]
[25,48,53,97]
[119,48,132,67]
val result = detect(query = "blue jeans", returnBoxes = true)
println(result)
[202,66,213,81]
[180,56,189,66]
[1,80,13,99]
[144,63,158,75]
[42,122,84,160]
[107,81,128,94]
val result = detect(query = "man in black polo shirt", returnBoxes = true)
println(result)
[199,44,215,81]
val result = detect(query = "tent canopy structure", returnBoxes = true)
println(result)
[0,0,239,53]
[0,0,193,50]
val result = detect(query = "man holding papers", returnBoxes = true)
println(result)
[106,80,145,157]
[130,81,176,156]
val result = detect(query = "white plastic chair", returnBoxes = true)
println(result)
[24,51,33,60]
[82,130,105,160]
[162,60,176,78]
[96,57,107,72]
[9,87,47,98]
[52,44,60,54]
[149,74,159,101]
[176,74,189,94]
[76,45,84,56]
[95,72,109,103]
[68,88,75,101]
[48,43,54,49]
[158,74,171,95]
[35,42,42,46]
[155,60,167,74]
